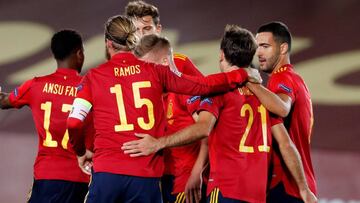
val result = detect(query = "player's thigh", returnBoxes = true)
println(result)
[123,175,162,203]
[267,183,304,203]
[161,175,176,203]
[28,179,88,203]
[85,172,123,203]
[207,188,246,203]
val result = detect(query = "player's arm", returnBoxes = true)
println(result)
[67,97,93,175]
[67,98,93,156]
[121,111,216,157]
[0,87,12,109]
[185,138,208,203]
[271,123,318,203]
[158,64,261,97]
[246,82,291,117]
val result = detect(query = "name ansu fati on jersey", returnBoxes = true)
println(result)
[114,65,141,77]
[42,83,78,97]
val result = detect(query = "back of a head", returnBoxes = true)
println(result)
[51,30,83,61]
[105,15,138,51]
[134,34,170,58]
[125,0,160,25]
[220,25,257,67]
[257,21,292,52]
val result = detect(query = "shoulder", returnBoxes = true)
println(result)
[173,53,189,61]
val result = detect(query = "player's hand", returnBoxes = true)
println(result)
[300,188,318,203]
[121,133,161,157]
[77,149,93,175]
[185,171,203,203]
[244,68,262,84]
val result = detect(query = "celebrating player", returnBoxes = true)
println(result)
[0,30,91,203]
[67,15,261,203]
[122,24,316,203]
[125,2,208,202]
[246,21,318,203]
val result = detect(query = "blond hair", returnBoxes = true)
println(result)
[105,15,138,51]
[134,34,170,57]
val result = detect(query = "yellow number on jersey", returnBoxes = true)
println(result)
[110,81,155,132]
[41,101,72,149]
[239,104,270,153]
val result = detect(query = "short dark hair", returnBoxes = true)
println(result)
[220,25,257,67]
[51,30,83,60]
[134,34,170,57]
[125,0,160,25]
[257,21,292,52]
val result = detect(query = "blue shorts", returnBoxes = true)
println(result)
[161,175,207,203]
[85,172,162,203]
[207,188,246,203]
[267,182,303,203]
[161,175,176,203]
[28,179,88,203]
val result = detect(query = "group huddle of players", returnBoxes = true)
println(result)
[0,1,318,203]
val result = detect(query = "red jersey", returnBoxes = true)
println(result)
[267,64,317,198]
[199,86,272,203]
[8,68,90,183]
[74,52,248,178]
[163,53,203,193]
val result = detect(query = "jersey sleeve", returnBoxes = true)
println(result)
[175,55,204,115]
[155,64,248,96]
[179,55,204,77]
[197,95,223,119]
[8,79,34,108]
[183,95,202,115]
[270,113,284,127]
[76,73,93,103]
[268,73,295,103]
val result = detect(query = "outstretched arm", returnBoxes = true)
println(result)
[246,83,291,117]
[271,123,317,203]
[122,111,216,157]
[0,87,12,109]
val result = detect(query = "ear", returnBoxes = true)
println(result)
[219,50,225,62]
[106,39,113,49]
[156,23,162,34]
[280,43,289,55]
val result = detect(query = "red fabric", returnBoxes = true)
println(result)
[8,68,90,183]
[267,64,317,198]
[199,86,272,203]
[163,54,203,193]
[71,52,248,178]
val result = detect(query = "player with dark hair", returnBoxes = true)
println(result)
[67,15,261,203]
[126,2,210,202]
[125,0,161,37]
[246,21,317,203]
[122,24,316,203]
[0,30,91,203]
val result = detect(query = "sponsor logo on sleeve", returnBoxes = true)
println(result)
[187,96,201,104]
[200,98,213,106]
[14,88,19,97]
[76,84,83,92]
[278,84,292,93]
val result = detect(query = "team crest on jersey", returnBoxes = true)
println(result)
[278,84,292,93]
[187,96,201,104]
[200,98,212,106]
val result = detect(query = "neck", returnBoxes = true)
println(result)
[56,61,78,72]
[272,54,290,73]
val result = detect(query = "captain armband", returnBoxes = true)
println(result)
[69,98,92,121]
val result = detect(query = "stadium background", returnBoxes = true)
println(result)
[0,0,359,202]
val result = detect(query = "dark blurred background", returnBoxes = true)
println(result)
[0,0,359,202]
